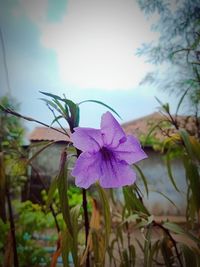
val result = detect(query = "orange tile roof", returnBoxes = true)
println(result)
[122,112,199,141]
[29,127,71,142]
[28,113,199,143]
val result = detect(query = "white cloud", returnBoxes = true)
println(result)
[18,0,158,90]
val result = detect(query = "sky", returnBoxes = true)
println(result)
[0,0,179,134]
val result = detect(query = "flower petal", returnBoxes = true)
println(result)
[114,135,147,164]
[71,127,103,153]
[101,111,126,148]
[71,152,102,189]
[99,158,136,188]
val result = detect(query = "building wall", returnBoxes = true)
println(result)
[137,148,187,215]
[25,142,68,202]
[28,143,187,215]
[30,142,67,177]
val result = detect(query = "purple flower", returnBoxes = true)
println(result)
[71,111,147,189]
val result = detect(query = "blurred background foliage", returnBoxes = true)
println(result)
[0,0,200,266]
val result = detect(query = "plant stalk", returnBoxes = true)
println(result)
[6,183,19,267]
[75,148,90,266]
[82,188,90,267]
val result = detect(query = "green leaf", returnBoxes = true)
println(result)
[40,98,63,114]
[96,183,111,247]
[52,98,68,117]
[133,164,149,197]
[107,239,118,266]
[149,240,160,267]
[175,87,190,116]
[129,245,136,267]
[160,237,174,267]
[57,151,73,235]
[163,222,184,234]
[64,99,79,129]
[144,226,152,267]
[51,115,63,125]
[122,249,129,267]
[70,205,80,266]
[181,244,199,267]
[27,141,55,164]
[152,191,179,210]
[143,121,164,146]
[46,176,57,210]
[183,155,200,213]
[164,222,200,246]
[155,97,170,113]
[40,91,63,101]
[61,228,70,267]
[189,136,200,162]
[179,129,194,159]
[78,99,122,119]
[120,214,140,225]
[123,186,150,215]
[165,151,180,192]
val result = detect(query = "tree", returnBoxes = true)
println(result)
[0,96,26,266]
[0,96,25,217]
[137,0,200,113]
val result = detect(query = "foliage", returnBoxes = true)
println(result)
[0,219,9,264]
[0,201,51,267]
[16,234,50,267]
[14,200,61,233]
[0,96,26,191]
[137,0,200,111]
[1,91,200,266]
[0,96,24,147]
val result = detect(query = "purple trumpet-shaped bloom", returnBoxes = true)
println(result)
[71,111,147,189]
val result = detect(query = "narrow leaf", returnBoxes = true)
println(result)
[175,87,190,117]
[78,99,122,119]
[51,115,63,125]
[134,164,149,197]
[57,151,73,235]
[152,190,179,209]
[181,244,199,267]
[144,226,152,267]
[96,184,111,247]
[40,91,63,101]
[40,98,62,114]
[46,176,57,210]
[165,151,180,192]
[27,141,55,164]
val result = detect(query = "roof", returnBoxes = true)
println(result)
[28,112,199,143]
[29,127,71,142]
[122,112,199,142]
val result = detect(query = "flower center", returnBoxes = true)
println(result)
[101,146,114,161]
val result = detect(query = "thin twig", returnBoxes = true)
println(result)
[0,105,70,137]
[46,103,69,135]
